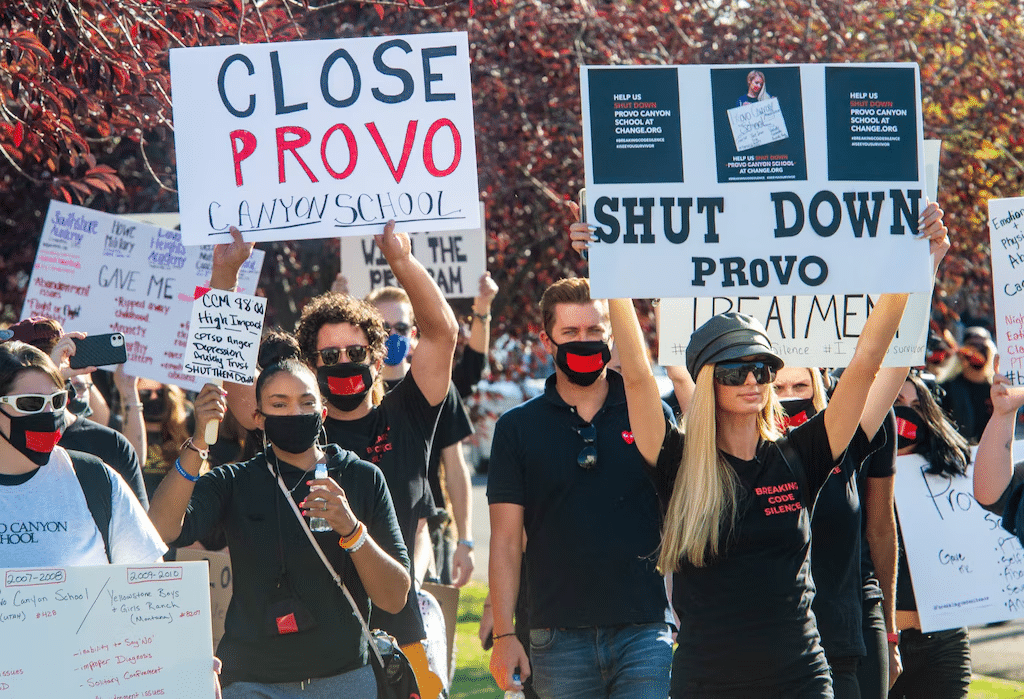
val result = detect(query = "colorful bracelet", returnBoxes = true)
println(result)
[174,458,200,483]
[887,632,901,644]
[339,522,366,550]
[180,437,209,461]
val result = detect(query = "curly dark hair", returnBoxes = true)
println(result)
[295,292,388,367]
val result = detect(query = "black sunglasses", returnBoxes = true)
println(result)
[574,423,597,470]
[714,361,776,387]
[384,321,412,337]
[317,345,369,366]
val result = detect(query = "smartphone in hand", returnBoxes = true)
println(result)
[69,333,128,369]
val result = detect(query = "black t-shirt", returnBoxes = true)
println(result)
[453,346,487,399]
[810,419,887,660]
[487,371,672,630]
[858,411,897,604]
[941,374,993,443]
[172,445,408,685]
[324,374,441,645]
[60,416,149,510]
[652,412,839,692]
[427,383,474,511]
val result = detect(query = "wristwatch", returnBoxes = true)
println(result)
[457,538,474,550]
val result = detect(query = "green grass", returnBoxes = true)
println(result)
[448,581,1024,698]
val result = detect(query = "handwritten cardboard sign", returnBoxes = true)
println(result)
[184,289,265,384]
[174,548,232,650]
[20,202,264,392]
[989,196,1024,384]
[340,202,486,299]
[894,452,1024,632]
[728,97,789,151]
[658,291,929,368]
[170,32,480,245]
[0,562,214,697]
[581,63,930,298]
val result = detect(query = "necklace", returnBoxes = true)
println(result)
[271,447,326,495]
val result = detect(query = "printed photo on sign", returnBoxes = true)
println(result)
[711,66,807,183]
[586,67,683,185]
[988,196,1024,384]
[825,66,919,181]
[170,32,480,244]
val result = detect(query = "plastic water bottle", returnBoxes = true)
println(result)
[504,672,525,699]
[309,463,331,532]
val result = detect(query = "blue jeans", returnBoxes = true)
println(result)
[529,623,672,699]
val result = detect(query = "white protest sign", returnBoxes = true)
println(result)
[184,288,266,384]
[658,292,929,368]
[894,452,1024,632]
[170,33,480,245]
[581,63,931,298]
[0,562,214,697]
[21,201,264,392]
[988,196,1024,384]
[341,201,486,299]
[728,97,789,151]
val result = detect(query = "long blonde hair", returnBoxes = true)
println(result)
[658,364,784,572]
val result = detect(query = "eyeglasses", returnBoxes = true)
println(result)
[0,390,69,414]
[574,423,597,470]
[317,345,369,366]
[384,321,412,337]
[713,361,776,387]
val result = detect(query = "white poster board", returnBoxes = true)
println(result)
[170,32,480,245]
[581,63,931,298]
[0,562,214,697]
[658,292,929,368]
[21,202,264,392]
[184,288,266,384]
[340,201,486,299]
[989,196,1024,384]
[894,451,1024,632]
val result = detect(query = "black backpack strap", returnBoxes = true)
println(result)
[69,450,114,563]
[774,437,810,507]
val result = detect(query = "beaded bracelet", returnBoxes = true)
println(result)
[174,458,200,483]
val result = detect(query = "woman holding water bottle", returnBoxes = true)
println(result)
[148,354,410,697]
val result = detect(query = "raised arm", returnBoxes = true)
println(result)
[209,227,260,431]
[609,298,666,464]
[974,367,1024,505]
[381,221,459,407]
[468,272,498,355]
[858,202,950,440]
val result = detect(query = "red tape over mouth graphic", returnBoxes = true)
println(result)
[566,353,605,373]
[327,375,366,396]
[895,417,917,440]
[26,430,62,453]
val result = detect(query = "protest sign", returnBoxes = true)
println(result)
[989,196,1024,384]
[894,452,1024,632]
[170,32,480,245]
[658,292,929,368]
[0,562,214,697]
[341,201,486,298]
[184,288,265,384]
[174,548,233,650]
[21,201,264,391]
[581,63,931,298]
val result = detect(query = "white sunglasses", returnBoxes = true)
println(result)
[0,390,69,414]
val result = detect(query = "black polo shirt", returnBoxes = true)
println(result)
[487,370,672,630]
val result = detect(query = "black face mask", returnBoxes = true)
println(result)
[552,340,611,387]
[317,364,373,412]
[67,392,92,419]
[142,396,165,423]
[779,398,817,430]
[0,407,66,466]
[262,412,323,454]
[894,405,930,451]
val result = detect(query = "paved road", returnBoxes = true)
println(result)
[469,473,1024,680]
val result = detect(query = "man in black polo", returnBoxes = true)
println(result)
[487,277,673,698]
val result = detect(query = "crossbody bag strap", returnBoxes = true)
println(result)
[271,466,386,668]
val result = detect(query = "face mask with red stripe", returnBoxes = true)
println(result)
[552,340,611,387]
[0,407,65,466]
[894,405,929,451]
[779,398,817,431]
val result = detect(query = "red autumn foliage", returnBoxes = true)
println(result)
[2,0,1022,354]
